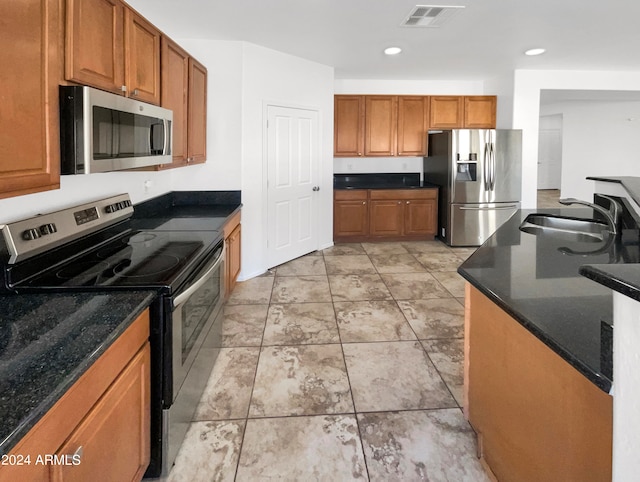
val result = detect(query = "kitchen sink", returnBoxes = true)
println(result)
[519,214,608,242]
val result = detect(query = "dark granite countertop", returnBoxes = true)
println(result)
[580,264,640,302]
[0,290,157,456]
[131,190,241,231]
[334,173,439,190]
[458,207,640,393]
[587,176,640,207]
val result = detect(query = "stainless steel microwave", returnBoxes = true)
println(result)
[60,86,172,174]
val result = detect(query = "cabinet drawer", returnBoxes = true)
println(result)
[369,189,437,200]
[334,189,367,201]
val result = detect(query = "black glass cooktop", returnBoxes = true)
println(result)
[14,229,220,291]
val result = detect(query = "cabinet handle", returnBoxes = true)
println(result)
[397,201,401,205]
[362,201,366,205]
[358,152,362,156]
[132,88,139,96]
[120,85,127,92]
[406,201,410,204]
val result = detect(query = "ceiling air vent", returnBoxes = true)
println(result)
[401,5,465,28]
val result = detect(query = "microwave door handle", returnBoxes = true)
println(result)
[173,248,224,307]
[163,119,171,156]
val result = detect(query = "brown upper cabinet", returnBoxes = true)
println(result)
[124,8,161,104]
[365,96,397,156]
[334,96,365,157]
[430,95,496,129]
[188,58,208,164]
[160,37,189,168]
[334,95,429,157]
[397,96,430,156]
[0,0,62,200]
[65,0,161,105]
[464,96,497,128]
[159,39,208,169]
[158,48,207,169]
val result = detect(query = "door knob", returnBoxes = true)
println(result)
[312,186,320,191]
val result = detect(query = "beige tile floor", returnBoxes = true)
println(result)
[168,241,491,481]
[537,189,561,209]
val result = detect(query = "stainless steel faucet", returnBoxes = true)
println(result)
[558,195,620,235]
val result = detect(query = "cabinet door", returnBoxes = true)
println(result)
[464,96,496,128]
[52,344,151,482]
[226,224,241,296]
[187,58,207,164]
[65,0,124,94]
[429,96,463,129]
[334,96,365,157]
[334,191,369,238]
[397,96,429,156]
[369,200,403,236]
[0,0,61,200]
[124,8,160,105]
[404,199,437,236]
[365,96,397,156]
[160,37,189,168]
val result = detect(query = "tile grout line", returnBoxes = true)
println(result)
[325,243,373,482]
[232,275,274,481]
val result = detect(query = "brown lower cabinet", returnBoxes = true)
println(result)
[224,211,241,298]
[334,188,437,242]
[465,284,612,482]
[1,310,151,482]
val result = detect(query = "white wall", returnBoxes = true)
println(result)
[539,100,640,200]
[512,70,640,208]
[334,79,484,95]
[485,74,515,129]
[241,43,335,279]
[334,157,423,174]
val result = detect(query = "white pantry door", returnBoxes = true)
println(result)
[266,105,320,268]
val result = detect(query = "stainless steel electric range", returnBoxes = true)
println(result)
[0,194,225,477]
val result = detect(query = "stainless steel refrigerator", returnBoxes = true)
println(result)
[424,129,522,246]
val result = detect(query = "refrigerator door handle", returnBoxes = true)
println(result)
[460,204,519,210]
[483,142,490,190]
[489,142,496,190]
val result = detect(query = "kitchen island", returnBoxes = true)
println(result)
[458,206,640,481]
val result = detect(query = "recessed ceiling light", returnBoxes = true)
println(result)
[384,47,402,55]
[524,48,546,56]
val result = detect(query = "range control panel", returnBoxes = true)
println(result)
[0,194,134,264]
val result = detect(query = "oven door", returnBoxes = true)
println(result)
[170,239,224,402]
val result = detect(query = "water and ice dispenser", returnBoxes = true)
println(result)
[456,153,477,182]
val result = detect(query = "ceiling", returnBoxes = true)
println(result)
[128,0,640,81]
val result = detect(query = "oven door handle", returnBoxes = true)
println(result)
[173,246,224,307]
